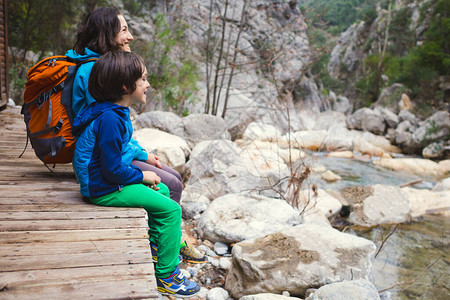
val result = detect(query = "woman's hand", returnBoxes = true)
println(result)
[142,171,161,190]
[146,153,162,168]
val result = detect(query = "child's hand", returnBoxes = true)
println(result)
[146,153,162,168]
[142,171,161,190]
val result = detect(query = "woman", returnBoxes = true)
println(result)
[66,7,206,264]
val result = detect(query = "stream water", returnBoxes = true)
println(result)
[303,153,449,299]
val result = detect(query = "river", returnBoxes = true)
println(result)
[305,152,449,299]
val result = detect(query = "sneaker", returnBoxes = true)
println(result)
[179,241,208,264]
[156,266,200,298]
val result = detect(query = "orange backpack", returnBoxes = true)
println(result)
[21,55,97,164]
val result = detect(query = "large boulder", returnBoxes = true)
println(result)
[373,158,450,179]
[185,140,290,200]
[348,184,411,227]
[197,194,301,244]
[373,83,410,114]
[225,224,376,298]
[298,187,342,218]
[182,114,231,148]
[235,139,305,166]
[282,130,327,151]
[133,110,184,137]
[411,111,450,151]
[346,108,386,135]
[243,122,283,142]
[401,187,450,218]
[133,128,190,174]
[306,279,380,300]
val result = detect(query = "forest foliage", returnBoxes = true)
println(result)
[301,0,449,114]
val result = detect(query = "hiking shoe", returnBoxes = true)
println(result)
[179,241,208,264]
[156,266,200,298]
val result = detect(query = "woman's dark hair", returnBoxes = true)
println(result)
[88,51,145,102]
[73,7,122,55]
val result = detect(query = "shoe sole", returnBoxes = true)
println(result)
[158,287,200,298]
[183,259,207,264]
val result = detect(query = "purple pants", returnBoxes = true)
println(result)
[131,160,183,204]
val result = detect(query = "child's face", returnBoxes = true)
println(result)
[132,67,150,104]
[116,15,134,52]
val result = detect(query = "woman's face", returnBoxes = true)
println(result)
[115,15,134,52]
[131,67,151,105]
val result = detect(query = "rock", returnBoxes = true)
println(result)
[133,128,190,174]
[422,141,446,159]
[373,158,449,178]
[235,139,306,166]
[398,110,418,125]
[321,170,342,182]
[327,151,354,158]
[328,22,365,78]
[225,224,376,298]
[401,187,450,218]
[182,114,231,148]
[346,108,386,135]
[322,126,355,152]
[433,177,450,191]
[219,257,232,270]
[403,111,450,153]
[198,245,217,257]
[398,93,413,112]
[374,83,410,114]
[198,194,301,243]
[185,140,290,200]
[240,294,301,300]
[207,287,229,300]
[298,187,343,218]
[214,242,229,256]
[243,122,283,142]
[410,111,450,153]
[374,107,399,129]
[134,110,184,137]
[180,191,210,219]
[312,111,347,130]
[283,130,327,151]
[354,138,385,157]
[332,95,352,115]
[306,279,380,300]
[349,184,410,226]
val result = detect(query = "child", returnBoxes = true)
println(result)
[72,51,200,298]
[67,7,206,264]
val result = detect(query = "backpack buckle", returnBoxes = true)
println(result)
[37,91,51,109]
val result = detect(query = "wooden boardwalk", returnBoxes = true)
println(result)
[0,106,158,299]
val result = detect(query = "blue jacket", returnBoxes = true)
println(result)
[73,101,145,199]
[66,47,149,162]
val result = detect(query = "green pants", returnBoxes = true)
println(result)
[91,183,181,278]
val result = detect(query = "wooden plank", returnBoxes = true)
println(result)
[0,264,155,289]
[0,209,147,220]
[0,189,81,198]
[0,239,150,257]
[0,204,141,212]
[0,279,158,299]
[0,229,149,243]
[0,218,148,231]
[0,198,85,205]
[0,250,152,272]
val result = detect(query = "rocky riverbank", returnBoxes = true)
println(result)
[131,106,449,300]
